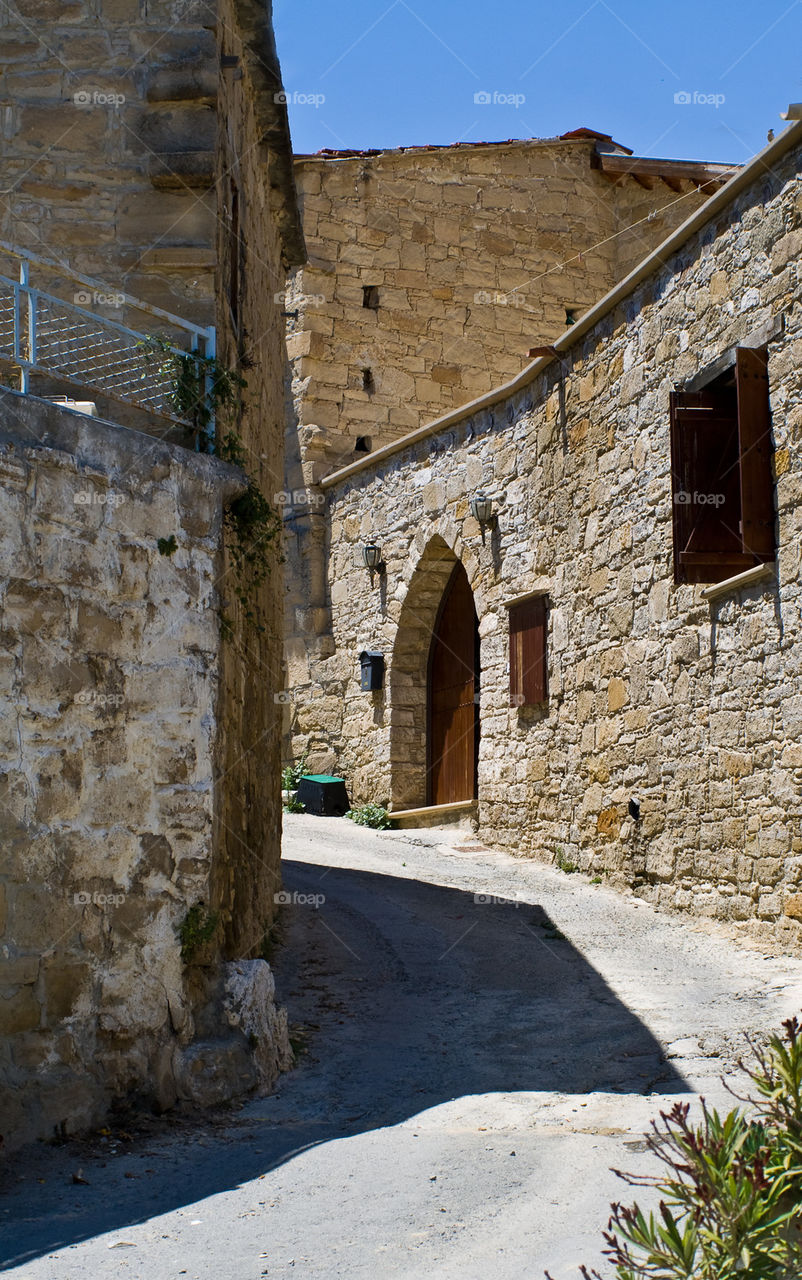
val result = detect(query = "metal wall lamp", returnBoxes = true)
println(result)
[470,492,496,542]
[361,543,384,580]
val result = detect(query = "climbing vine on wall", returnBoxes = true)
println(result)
[142,337,282,631]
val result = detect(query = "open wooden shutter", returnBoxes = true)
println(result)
[509,596,547,706]
[669,388,750,583]
[735,346,775,561]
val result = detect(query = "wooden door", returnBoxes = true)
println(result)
[427,563,479,805]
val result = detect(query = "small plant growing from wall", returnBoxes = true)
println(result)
[548,1016,802,1279]
[178,902,219,962]
[157,534,177,556]
[554,847,578,874]
[345,804,394,830]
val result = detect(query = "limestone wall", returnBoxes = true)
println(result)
[212,0,305,957]
[287,138,718,468]
[0,390,283,1150]
[297,133,802,941]
[0,0,217,325]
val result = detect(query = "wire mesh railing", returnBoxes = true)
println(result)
[0,242,216,429]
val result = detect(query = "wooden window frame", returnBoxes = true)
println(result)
[670,346,775,585]
[508,595,548,707]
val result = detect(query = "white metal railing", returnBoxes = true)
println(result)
[0,241,215,429]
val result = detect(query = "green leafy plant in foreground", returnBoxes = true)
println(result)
[550,1017,802,1280]
[345,803,393,830]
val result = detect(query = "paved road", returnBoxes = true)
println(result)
[3,815,802,1279]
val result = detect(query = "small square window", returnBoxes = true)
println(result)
[362,285,380,310]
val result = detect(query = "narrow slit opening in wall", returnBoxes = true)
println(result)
[354,436,372,453]
[362,285,379,310]
[362,367,374,393]
[565,308,577,326]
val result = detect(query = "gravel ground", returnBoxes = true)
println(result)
[3,814,802,1279]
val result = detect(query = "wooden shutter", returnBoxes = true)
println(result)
[735,347,775,561]
[509,596,547,706]
[669,388,750,583]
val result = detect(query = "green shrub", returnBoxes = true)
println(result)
[281,748,309,792]
[283,797,305,814]
[345,803,393,830]
[554,1016,802,1280]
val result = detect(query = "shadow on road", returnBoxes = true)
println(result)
[0,858,688,1269]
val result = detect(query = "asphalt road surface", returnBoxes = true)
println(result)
[3,814,802,1279]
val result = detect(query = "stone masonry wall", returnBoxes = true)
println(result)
[212,0,305,958]
[280,137,726,707]
[287,138,719,469]
[0,390,276,1151]
[0,0,217,325]
[297,134,802,943]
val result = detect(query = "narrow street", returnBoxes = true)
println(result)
[4,815,802,1279]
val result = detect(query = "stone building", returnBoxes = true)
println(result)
[0,0,217,323]
[0,0,302,1151]
[294,112,802,942]
[281,132,736,694]
[212,0,305,958]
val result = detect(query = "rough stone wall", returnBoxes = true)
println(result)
[0,0,217,324]
[297,135,802,941]
[280,138,724,705]
[0,390,264,1151]
[212,0,305,957]
[287,139,717,467]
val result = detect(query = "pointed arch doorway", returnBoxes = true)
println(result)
[427,561,480,805]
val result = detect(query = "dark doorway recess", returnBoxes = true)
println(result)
[427,561,479,805]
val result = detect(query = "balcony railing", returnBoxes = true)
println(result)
[0,241,215,429]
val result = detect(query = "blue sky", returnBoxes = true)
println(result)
[273,0,802,162]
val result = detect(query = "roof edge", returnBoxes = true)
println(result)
[322,116,802,491]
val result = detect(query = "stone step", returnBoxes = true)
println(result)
[389,799,478,830]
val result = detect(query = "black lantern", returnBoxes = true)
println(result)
[361,543,384,577]
[470,492,493,526]
[361,543,381,569]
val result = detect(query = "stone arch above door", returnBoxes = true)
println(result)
[389,534,480,811]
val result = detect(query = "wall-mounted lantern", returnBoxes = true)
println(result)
[359,650,384,691]
[361,543,384,582]
[470,491,495,541]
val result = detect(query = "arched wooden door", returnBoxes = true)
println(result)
[427,562,479,805]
